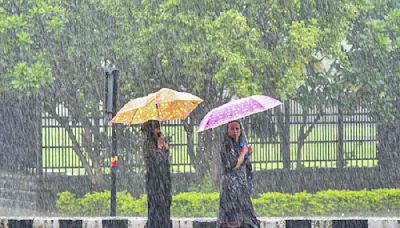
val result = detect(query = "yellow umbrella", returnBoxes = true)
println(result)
[111,88,203,124]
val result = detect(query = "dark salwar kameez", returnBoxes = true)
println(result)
[142,120,172,228]
[145,148,172,228]
[218,136,260,228]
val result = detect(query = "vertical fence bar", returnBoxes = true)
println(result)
[355,107,359,167]
[371,115,374,166]
[62,104,66,174]
[44,113,47,175]
[337,105,344,169]
[57,106,61,174]
[359,107,363,166]
[51,116,55,174]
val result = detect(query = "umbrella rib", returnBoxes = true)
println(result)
[129,109,140,124]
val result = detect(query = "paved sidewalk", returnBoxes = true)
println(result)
[0,217,400,228]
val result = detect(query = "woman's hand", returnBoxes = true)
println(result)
[157,134,168,150]
[247,145,253,155]
[240,146,248,155]
[234,145,254,169]
[234,147,248,170]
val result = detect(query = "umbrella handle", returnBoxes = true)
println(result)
[155,103,160,119]
[239,120,249,144]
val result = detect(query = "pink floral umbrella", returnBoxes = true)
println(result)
[198,95,282,132]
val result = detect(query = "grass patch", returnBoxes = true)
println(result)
[42,124,378,174]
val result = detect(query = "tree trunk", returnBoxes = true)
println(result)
[296,109,322,169]
[181,78,224,186]
[210,129,223,187]
[296,112,307,168]
[182,119,197,172]
[45,105,107,190]
[277,102,291,169]
[196,132,214,182]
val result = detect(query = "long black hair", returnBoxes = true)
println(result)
[141,120,161,145]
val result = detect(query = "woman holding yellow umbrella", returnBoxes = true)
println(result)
[142,120,171,228]
[112,88,203,228]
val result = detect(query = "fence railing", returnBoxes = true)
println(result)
[41,100,377,175]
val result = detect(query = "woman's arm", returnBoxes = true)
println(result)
[234,146,248,170]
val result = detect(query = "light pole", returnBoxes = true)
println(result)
[104,67,119,216]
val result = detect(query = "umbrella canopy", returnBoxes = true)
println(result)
[198,95,282,132]
[112,88,203,124]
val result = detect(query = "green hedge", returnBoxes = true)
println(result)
[57,191,147,216]
[57,189,400,217]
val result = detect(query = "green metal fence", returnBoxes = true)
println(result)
[41,100,377,175]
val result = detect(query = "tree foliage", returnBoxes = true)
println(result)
[2,0,399,187]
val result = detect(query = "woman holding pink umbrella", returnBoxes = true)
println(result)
[197,95,282,228]
[218,120,260,228]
